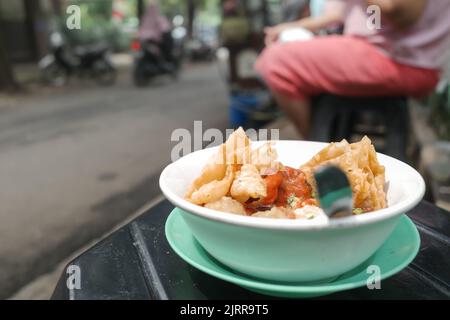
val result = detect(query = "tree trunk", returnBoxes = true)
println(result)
[0,32,18,90]
[187,0,196,39]
[24,0,50,60]
[50,0,63,16]
[137,0,145,24]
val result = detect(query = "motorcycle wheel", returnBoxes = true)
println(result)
[133,60,151,87]
[168,57,182,81]
[94,59,117,86]
[169,63,180,81]
[41,62,68,86]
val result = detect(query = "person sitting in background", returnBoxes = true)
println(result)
[255,0,450,138]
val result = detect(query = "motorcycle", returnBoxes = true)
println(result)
[39,32,117,86]
[185,38,215,62]
[132,27,185,87]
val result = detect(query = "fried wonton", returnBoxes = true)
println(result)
[300,136,386,211]
[247,141,281,173]
[205,196,247,215]
[188,165,235,205]
[230,164,267,202]
[252,207,295,219]
[185,127,249,201]
[185,128,387,217]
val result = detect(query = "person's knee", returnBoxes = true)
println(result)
[256,46,298,96]
[255,45,283,77]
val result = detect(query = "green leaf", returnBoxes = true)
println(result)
[287,194,298,208]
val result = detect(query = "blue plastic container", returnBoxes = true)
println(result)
[229,94,260,128]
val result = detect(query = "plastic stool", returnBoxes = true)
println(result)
[310,94,409,161]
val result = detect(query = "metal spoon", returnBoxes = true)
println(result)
[313,165,353,218]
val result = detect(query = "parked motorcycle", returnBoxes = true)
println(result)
[185,38,215,62]
[132,27,185,87]
[39,32,117,86]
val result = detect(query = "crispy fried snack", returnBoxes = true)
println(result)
[185,127,249,203]
[205,196,247,215]
[301,136,387,211]
[230,164,267,202]
[252,207,295,219]
[189,165,235,205]
[247,142,280,173]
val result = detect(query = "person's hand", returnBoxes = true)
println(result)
[264,23,295,46]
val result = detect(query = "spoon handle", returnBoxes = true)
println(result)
[313,165,353,218]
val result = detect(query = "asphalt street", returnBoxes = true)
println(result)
[0,63,229,298]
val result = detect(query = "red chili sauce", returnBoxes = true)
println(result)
[244,166,316,214]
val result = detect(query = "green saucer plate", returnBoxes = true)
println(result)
[165,208,420,298]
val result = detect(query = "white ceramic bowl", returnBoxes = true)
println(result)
[160,141,425,282]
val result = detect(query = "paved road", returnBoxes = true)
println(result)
[0,63,229,298]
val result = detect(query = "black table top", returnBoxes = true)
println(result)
[52,199,450,300]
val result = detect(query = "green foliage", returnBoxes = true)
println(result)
[61,0,133,52]
[58,0,221,50]
[78,0,112,18]
[160,0,220,19]
[160,0,187,18]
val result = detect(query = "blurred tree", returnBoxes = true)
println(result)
[187,0,196,38]
[135,0,218,37]
[0,31,17,90]
[50,0,63,16]
[161,0,211,38]
[63,0,120,50]
[187,0,215,38]
[24,0,42,59]
[137,0,145,21]
[88,0,113,19]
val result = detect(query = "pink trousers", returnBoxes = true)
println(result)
[255,36,439,100]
